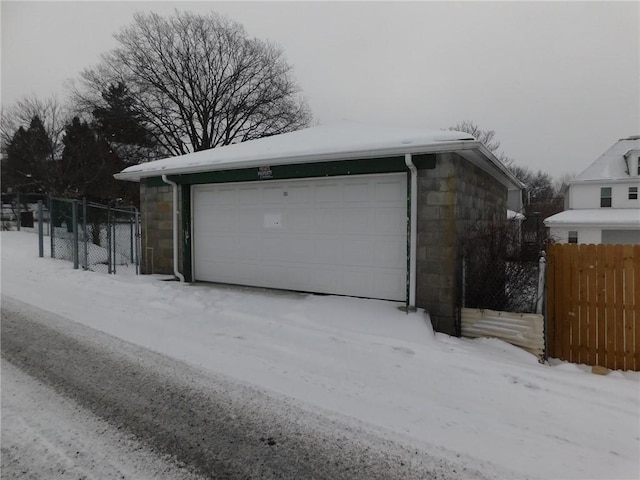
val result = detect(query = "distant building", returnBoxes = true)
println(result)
[544,136,640,244]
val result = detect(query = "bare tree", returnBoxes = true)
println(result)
[75,11,312,157]
[448,120,513,166]
[1,95,69,160]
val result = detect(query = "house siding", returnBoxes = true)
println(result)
[570,181,640,209]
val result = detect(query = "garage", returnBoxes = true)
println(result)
[192,173,408,301]
[116,122,524,334]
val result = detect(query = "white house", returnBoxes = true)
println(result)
[544,135,640,244]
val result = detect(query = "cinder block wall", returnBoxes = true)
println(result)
[140,183,174,275]
[416,153,507,335]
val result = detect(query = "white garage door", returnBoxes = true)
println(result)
[192,173,408,301]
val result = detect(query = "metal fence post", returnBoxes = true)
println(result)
[130,210,134,264]
[107,205,112,274]
[49,197,55,258]
[536,251,546,315]
[72,200,79,270]
[112,219,117,275]
[461,256,467,308]
[16,191,21,231]
[38,200,44,257]
[135,207,140,275]
[82,197,88,269]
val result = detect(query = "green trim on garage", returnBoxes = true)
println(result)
[144,154,436,187]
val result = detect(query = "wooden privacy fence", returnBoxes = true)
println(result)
[547,244,639,371]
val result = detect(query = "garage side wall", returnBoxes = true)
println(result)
[416,153,507,336]
[140,182,175,275]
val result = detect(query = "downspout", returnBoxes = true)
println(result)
[404,154,417,310]
[161,174,185,282]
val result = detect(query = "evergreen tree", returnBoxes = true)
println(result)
[2,116,54,193]
[92,82,159,165]
[61,117,127,201]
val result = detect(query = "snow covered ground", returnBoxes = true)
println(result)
[2,359,202,480]
[1,230,639,479]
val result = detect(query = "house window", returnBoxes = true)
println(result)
[630,186,638,200]
[600,187,612,207]
[568,231,578,244]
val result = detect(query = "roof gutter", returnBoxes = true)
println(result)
[161,174,185,283]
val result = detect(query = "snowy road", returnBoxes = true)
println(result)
[1,297,483,479]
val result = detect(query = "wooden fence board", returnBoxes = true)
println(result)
[596,245,608,368]
[614,245,625,369]
[547,243,639,371]
[604,245,616,369]
[562,244,573,361]
[586,244,597,366]
[632,245,640,371]
[569,244,580,363]
[547,247,556,357]
[623,245,635,370]
[577,245,589,365]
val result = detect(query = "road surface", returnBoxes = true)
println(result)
[1,297,485,479]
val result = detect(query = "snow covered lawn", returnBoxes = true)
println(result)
[2,230,638,479]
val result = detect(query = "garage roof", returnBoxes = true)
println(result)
[114,121,522,190]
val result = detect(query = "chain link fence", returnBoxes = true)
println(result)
[461,255,545,314]
[459,217,546,315]
[49,197,140,274]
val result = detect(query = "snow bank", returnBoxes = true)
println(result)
[1,230,638,479]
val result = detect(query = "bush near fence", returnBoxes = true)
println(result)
[547,243,639,371]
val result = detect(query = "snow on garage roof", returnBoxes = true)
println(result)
[571,136,640,182]
[544,208,640,228]
[114,122,481,182]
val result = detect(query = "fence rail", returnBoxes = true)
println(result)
[547,243,639,371]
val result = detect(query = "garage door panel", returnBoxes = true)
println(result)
[375,178,406,202]
[314,183,342,203]
[287,185,312,204]
[200,260,237,280]
[210,187,238,205]
[311,237,343,264]
[238,186,259,204]
[262,186,285,203]
[375,271,405,299]
[343,182,370,202]
[374,239,406,266]
[193,174,407,301]
[285,237,314,262]
[314,209,343,233]
[286,209,314,233]
[342,270,374,296]
[343,238,374,266]
[374,208,406,234]
[343,208,374,234]
[236,237,259,260]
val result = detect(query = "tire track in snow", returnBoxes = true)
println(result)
[1,296,488,479]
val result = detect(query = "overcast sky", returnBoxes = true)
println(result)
[2,1,638,179]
